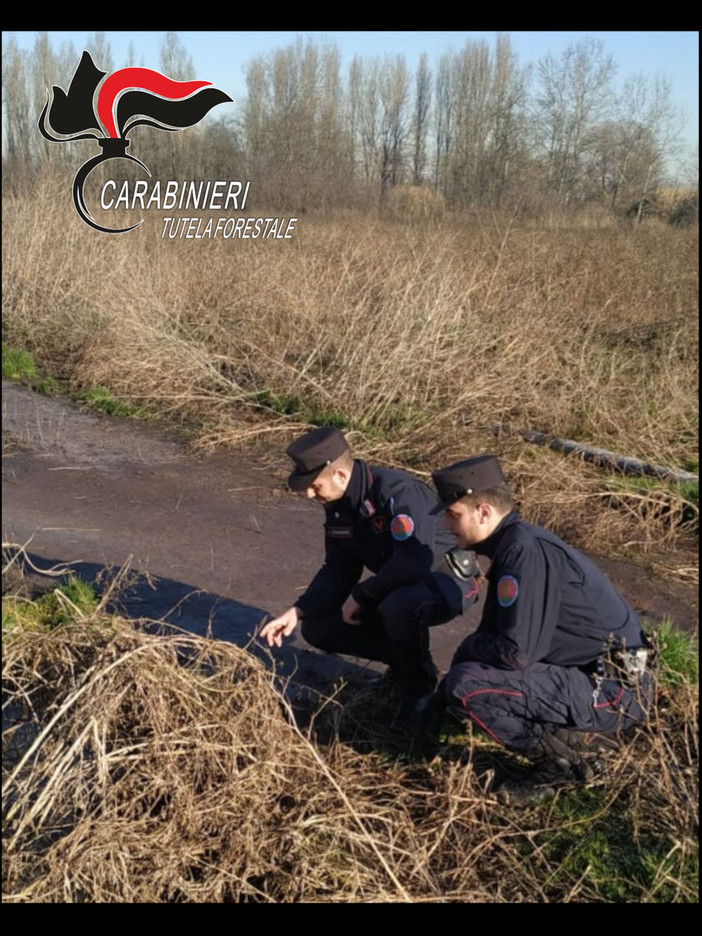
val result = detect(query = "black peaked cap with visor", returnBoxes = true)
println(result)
[286,426,350,492]
[430,455,506,514]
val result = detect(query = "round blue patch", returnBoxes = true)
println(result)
[497,575,519,608]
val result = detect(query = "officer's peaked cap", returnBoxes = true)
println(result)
[286,426,350,491]
[431,455,506,512]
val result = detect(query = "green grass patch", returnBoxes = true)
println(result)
[77,386,147,419]
[34,375,63,396]
[2,575,100,634]
[251,389,305,417]
[307,408,352,430]
[249,389,421,438]
[2,344,37,380]
[605,474,698,531]
[536,787,697,902]
[250,388,354,431]
[2,344,66,397]
[652,618,699,689]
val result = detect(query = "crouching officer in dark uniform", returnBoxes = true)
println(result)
[259,426,480,731]
[430,454,652,802]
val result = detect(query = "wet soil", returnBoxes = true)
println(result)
[2,380,698,698]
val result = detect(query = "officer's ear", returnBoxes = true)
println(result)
[332,466,351,490]
[476,500,493,523]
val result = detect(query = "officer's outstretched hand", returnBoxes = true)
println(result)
[259,606,300,648]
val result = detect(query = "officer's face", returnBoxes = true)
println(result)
[304,470,347,504]
[443,501,490,548]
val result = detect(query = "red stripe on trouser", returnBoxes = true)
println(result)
[594,685,624,709]
[460,688,525,747]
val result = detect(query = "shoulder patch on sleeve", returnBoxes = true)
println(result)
[390,514,415,541]
[497,574,519,607]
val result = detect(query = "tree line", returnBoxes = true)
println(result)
[2,31,698,219]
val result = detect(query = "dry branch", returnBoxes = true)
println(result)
[508,429,698,484]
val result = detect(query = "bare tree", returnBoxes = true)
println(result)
[411,52,431,185]
[633,75,683,222]
[316,43,349,207]
[588,72,684,218]
[87,32,114,75]
[124,40,141,69]
[355,57,381,189]
[678,144,698,190]
[533,37,615,205]
[347,55,362,184]
[155,32,196,176]
[434,52,453,194]
[439,40,492,206]
[32,32,60,165]
[486,33,528,206]
[242,56,267,177]
[377,55,409,194]
[2,36,32,167]
[239,37,350,208]
[431,36,528,208]
[348,54,410,199]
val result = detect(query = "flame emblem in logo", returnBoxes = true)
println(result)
[39,51,233,233]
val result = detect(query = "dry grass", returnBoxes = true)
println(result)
[2,168,698,560]
[2,600,698,903]
[383,184,447,221]
[2,171,697,902]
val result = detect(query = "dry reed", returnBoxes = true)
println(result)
[2,608,698,903]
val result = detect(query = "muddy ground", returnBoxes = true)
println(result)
[2,379,698,701]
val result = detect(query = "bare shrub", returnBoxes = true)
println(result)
[383,185,446,222]
[3,618,412,902]
[2,616,698,902]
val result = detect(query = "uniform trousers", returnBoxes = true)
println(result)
[444,660,652,755]
[301,572,474,698]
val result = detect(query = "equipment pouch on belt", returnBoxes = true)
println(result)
[602,646,649,688]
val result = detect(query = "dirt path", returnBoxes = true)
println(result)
[2,380,698,697]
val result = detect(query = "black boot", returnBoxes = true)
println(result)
[551,726,633,753]
[389,693,437,735]
[389,688,450,742]
[365,667,401,690]
[495,730,595,804]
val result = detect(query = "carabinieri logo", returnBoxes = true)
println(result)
[39,50,232,234]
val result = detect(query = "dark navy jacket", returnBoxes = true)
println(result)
[458,511,646,670]
[294,460,456,620]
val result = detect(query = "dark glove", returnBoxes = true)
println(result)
[445,547,480,581]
